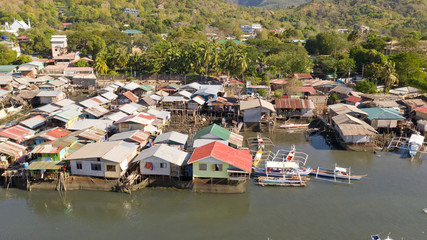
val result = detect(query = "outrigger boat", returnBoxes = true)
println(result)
[311,164,366,184]
[247,133,275,167]
[387,133,427,158]
[423,208,427,213]
[280,123,309,129]
[253,161,312,177]
[371,233,393,240]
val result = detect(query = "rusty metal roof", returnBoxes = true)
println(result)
[274,98,314,109]
[0,140,26,157]
[109,130,149,144]
[69,127,106,142]
[0,125,35,143]
[36,127,71,141]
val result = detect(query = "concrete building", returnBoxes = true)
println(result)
[51,35,67,58]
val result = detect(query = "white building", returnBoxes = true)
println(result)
[51,35,67,58]
[67,141,138,178]
[3,19,31,35]
[240,24,262,34]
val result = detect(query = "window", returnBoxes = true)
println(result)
[160,163,167,168]
[212,164,223,171]
[106,165,116,172]
[199,163,207,171]
[97,158,101,162]
[91,163,101,171]
[121,123,129,129]
[76,162,82,170]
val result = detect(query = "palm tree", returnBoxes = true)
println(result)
[383,60,399,90]
[94,57,109,74]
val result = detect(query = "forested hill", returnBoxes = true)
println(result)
[227,0,310,8]
[0,0,426,37]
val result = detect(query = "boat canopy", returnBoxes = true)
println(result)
[409,134,424,145]
[335,167,347,172]
[266,161,299,169]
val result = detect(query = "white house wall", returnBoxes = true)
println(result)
[140,156,171,176]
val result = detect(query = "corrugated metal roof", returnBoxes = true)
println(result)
[91,96,109,104]
[36,91,64,97]
[345,96,362,103]
[188,141,252,172]
[294,73,313,79]
[330,85,352,95]
[191,96,205,105]
[328,103,368,116]
[133,144,188,166]
[414,106,427,114]
[103,111,129,122]
[118,104,138,115]
[109,130,149,144]
[0,125,35,143]
[163,96,185,102]
[123,82,140,91]
[176,90,192,99]
[194,124,231,141]
[36,127,71,141]
[19,115,46,129]
[67,119,113,131]
[123,91,138,102]
[274,99,314,109]
[150,94,162,101]
[332,114,377,136]
[34,104,60,114]
[0,140,26,157]
[372,100,399,108]
[229,132,244,147]
[67,141,137,164]
[84,105,109,118]
[361,108,405,120]
[31,136,78,154]
[79,98,100,108]
[240,99,275,112]
[69,127,106,142]
[154,131,188,145]
[113,81,125,87]
[101,92,118,101]
[53,99,75,107]
[53,109,81,121]
[27,161,64,170]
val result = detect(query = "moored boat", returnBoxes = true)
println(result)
[280,123,309,129]
[311,165,366,181]
[423,208,427,213]
[253,161,312,177]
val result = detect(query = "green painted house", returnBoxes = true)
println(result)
[31,135,83,161]
[187,141,252,181]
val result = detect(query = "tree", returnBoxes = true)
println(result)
[355,80,376,93]
[266,46,312,74]
[94,56,109,74]
[13,54,32,65]
[361,34,386,52]
[382,60,399,90]
[0,45,17,65]
[305,32,350,55]
[232,25,244,41]
[390,53,426,85]
[74,59,90,67]
[273,89,283,99]
[347,29,361,45]
[257,88,267,97]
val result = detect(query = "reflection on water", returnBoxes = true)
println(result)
[0,131,426,240]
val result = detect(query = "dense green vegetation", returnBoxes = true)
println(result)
[0,0,426,91]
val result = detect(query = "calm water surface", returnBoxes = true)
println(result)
[1,131,426,240]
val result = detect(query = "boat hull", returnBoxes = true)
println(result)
[280,124,309,129]
[253,167,312,177]
[310,170,364,180]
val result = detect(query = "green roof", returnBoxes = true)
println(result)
[361,108,405,120]
[139,84,153,91]
[194,124,231,141]
[122,29,142,34]
[168,83,180,89]
[27,161,64,170]
[0,65,18,73]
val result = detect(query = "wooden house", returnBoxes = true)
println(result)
[240,99,275,123]
[361,108,405,129]
[274,98,314,118]
[154,131,188,149]
[133,144,189,178]
[414,106,427,120]
[31,135,83,161]
[115,113,157,133]
[67,141,138,179]
[188,96,206,111]
[329,85,353,100]
[162,96,186,110]
[206,97,238,115]
[187,141,251,181]
[68,127,106,143]
[36,91,66,104]
[328,103,368,119]
[0,140,27,165]
[332,114,377,144]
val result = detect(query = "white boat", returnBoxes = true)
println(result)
[371,233,393,240]
[408,134,424,157]
[423,208,427,213]
[280,123,309,129]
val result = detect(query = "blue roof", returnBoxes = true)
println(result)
[361,108,405,120]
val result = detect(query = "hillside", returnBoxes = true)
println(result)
[0,0,426,38]
[227,0,310,8]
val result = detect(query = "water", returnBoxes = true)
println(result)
[1,131,427,240]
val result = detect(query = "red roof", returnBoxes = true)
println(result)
[270,79,287,85]
[0,125,35,143]
[345,96,362,103]
[17,36,28,40]
[414,106,427,114]
[137,113,157,120]
[230,79,244,84]
[123,91,138,102]
[188,141,252,172]
[294,73,313,79]
[63,22,73,26]
[45,127,71,139]
[286,86,317,95]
